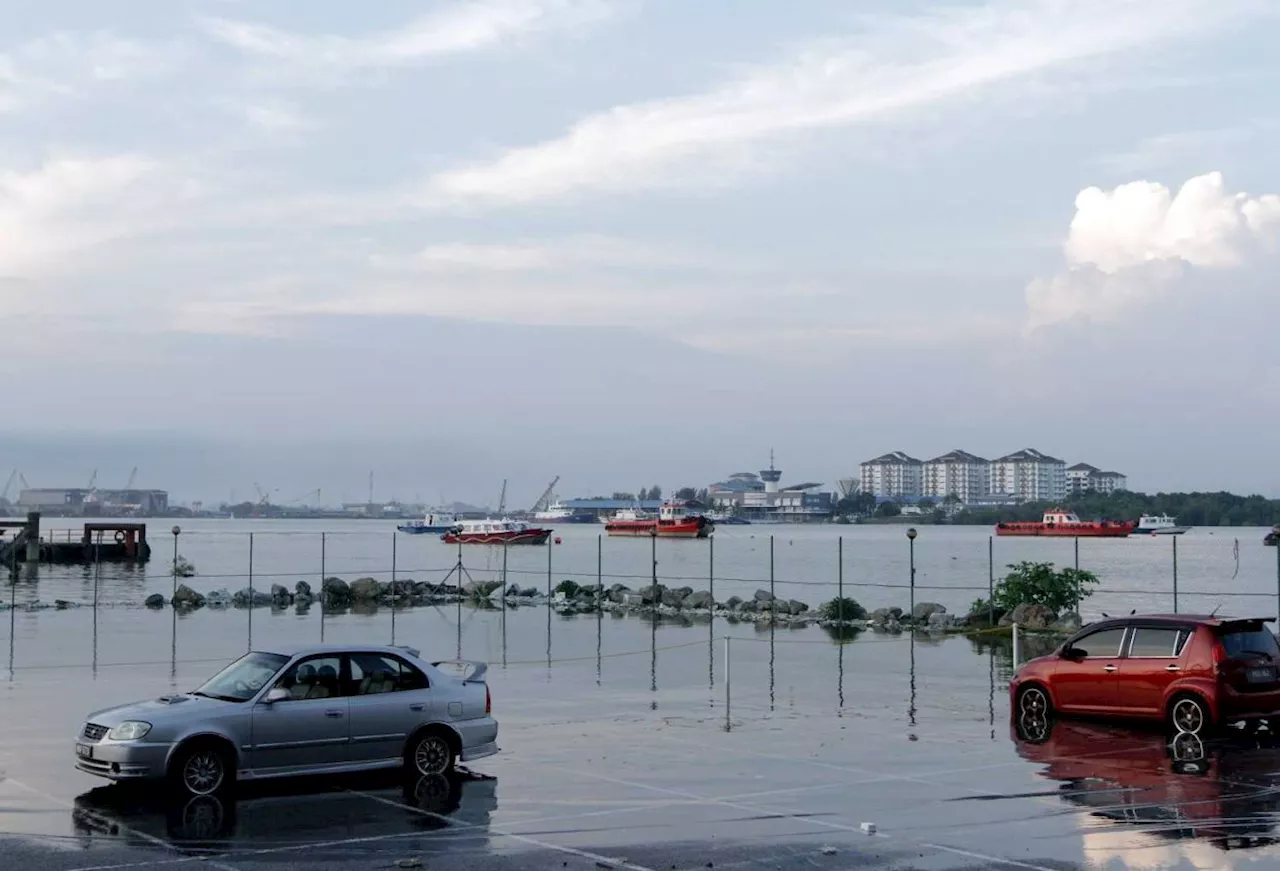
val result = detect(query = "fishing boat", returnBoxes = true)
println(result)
[1133,514,1190,536]
[441,518,551,546]
[397,512,458,535]
[532,499,597,524]
[995,509,1134,538]
[706,513,751,526]
[605,500,714,539]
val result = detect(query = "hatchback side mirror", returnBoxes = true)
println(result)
[261,687,291,705]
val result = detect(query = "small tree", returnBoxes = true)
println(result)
[992,561,1097,613]
[821,596,867,622]
[875,501,901,518]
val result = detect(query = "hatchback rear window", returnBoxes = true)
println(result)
[1218,625,1280,659]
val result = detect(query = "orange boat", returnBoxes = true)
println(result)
[605,500,714,539]
[995,508,1134,538]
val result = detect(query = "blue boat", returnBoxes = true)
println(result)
[398,513,459,535]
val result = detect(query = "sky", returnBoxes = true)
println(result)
[2,0,1279,505]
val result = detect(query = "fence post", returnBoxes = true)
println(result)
[1172,535,1179,614]
[546,537,553,669]
[391,532,398,644]
[92,531,101,672]
[502,542,509,669]
[769,535,775,604]
[171,526,181,604]
[247,532,254,651]
[1275,542,1280,627]
[838,536,844,620]
[723,635,731,732]
[1074,536,1080,613]
[320,532,326,642]
[906,528,917,618]
[987,536,994,626]
[708,535,715,687]
[1012,622,1021,670]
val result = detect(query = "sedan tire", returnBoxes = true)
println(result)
[170,743,232,798]
[1168,694,1211,736]
[408,731,456,777]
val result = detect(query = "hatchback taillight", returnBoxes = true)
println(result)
[485,685,491,715]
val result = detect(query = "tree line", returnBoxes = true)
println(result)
[837,490,1280,527]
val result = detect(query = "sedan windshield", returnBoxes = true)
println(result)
[194,651,290,702]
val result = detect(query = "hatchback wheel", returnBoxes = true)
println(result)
[172,745,229,797]
[1169,695,1210,735]
[1017,685,1051,717]
[409,732,455,777]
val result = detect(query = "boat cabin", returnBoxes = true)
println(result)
[1042,509,1083,526]
[455,519,527,535]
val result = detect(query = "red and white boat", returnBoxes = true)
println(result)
[605,500,714,539]
[441,518,552,545]
[995,509,1134,538]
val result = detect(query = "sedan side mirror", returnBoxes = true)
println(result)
[261,687,291,705]
[1061,646,1086,661]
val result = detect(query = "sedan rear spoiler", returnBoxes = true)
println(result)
[432,660,489,683]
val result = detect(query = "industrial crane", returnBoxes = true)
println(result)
[530,476,560,513]
[1,470,15,505]
[285,488,322,506]
[496,479,507,516]
[253,483,276,506]
[124,466,138,490]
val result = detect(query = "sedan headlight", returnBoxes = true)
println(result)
[107,721,152,741]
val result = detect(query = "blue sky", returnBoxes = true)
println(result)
[2,0,1279,502]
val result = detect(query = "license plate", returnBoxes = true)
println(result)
[75,743,92,759]
[1247,667,1276,683]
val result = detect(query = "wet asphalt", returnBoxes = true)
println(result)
[7,633,1280,870]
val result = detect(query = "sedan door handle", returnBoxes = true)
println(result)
[324,710,344,718]
[1103,664,1117,672]
[1166,664,1181,672]
[409,704,425,712]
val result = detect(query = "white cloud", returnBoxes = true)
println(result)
[423,0,1265,207]
[1024,172,1280,329]
[238,101,316,139]
[376,235,746,273]
[0,32,176,112]
[203,0,616,70]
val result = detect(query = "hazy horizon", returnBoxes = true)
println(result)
[4,1,1279,505]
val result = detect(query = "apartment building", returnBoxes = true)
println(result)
[1066,463,1128,494]
[922,450,990,503]
[990,448,1066,502]
[859,451,923,498]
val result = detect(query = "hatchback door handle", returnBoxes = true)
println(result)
[325,710,344,718]
[1166,664,1180,672]
[1104,664,1117,672]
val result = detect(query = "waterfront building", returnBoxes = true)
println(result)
[1066,463,1128,495]
[990,448,1066,502]
[859,451,923,499]
[708,453,832,521]
[922,450,989,503]
[17,488,169,516]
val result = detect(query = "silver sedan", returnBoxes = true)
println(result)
[74,643,499,797]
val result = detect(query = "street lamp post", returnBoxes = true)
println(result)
[170,525,181,603]
[906,528,917,619]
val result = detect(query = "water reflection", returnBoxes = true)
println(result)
[1013,713,1280,852]
[71,769,497,852]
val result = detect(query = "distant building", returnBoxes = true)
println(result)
[1066,463,1128,495]
[707,454,832,521]
[18,488,169,516]
[989,448,1066,502]
[922,450,989,503]
[859,451,923,499]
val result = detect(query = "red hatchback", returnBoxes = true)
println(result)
[1010,614,1280,734]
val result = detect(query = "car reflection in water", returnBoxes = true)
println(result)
[1013,712,1280,853]
[71,768,497,853]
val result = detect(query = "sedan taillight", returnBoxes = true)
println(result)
[485,685,491,715]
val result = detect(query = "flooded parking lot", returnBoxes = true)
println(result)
[6,606,1280,871]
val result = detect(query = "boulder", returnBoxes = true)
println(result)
[271,584,292,605]
[1000,602,1056,630]
[771,600,793,616]
[608,586,631,604]
[464,580,504,599]
[870,607,893,625]
[661,588,687,608]
[233,587,272,607]
[724,596,743,611]
[788,599,809,614]
[912,602,946,622]
[172,584,205,609]
[350,578,381,602]
[964,604,1005,629]
[1053,612,1083,632]
[294,580,312,599]
[518,586,537,597]
[206,588,232,607]
[506,584,521,597]
[144,593,166,609]
[753,589,774,603]
[620,591,645,607]
[927,611,951,629]
[322,577,352,606]
[640,584,667,604]
[737,599,757,613]
[684,590,713,610]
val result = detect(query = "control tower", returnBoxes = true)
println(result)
[760,449,783,495]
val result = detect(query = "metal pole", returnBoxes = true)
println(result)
[546,537,553,669]
[320,532,326,642]
[391,531,398,644]
[502,542,509,669]
[1275,542,1280,628]
[708,533,715,688]
[837,536,844,620]
[92,532,100,672]
[1074,536,1081,613]
[171,527,180,604]
[170,525,180,673]
[723,635,731,732]
[456,540,462,660]
[247,532,254,651]
[769,534,775,605]
[987,535,994,626]
[1012,622,1021,669]
[909,536,916,617]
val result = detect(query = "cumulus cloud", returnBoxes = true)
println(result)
[1025,172,1280,329]
[203,0,616,70]
[422,0,1265,207]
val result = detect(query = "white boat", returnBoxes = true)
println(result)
[1134,514,1190,536]
[604,507,655,523]
[531,499,597,524]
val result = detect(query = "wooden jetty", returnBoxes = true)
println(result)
[1,513,152,564]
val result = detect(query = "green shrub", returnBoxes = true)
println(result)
[820,597,867,622]
[992,561,1097,613]
[554,580,581,598]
